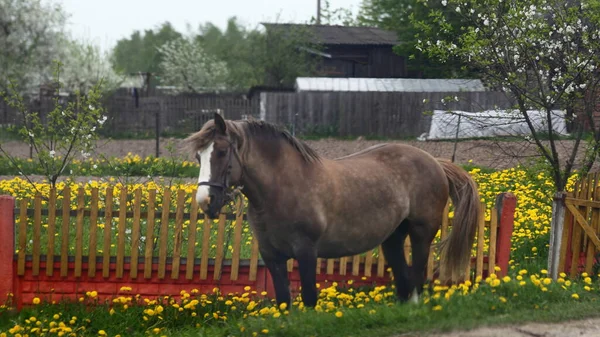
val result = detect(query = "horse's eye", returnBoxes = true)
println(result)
[217,150,227,158]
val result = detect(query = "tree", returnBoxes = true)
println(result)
[0,0,68,94]
[110,22,182,83]
[191,17,321,90]
[157,35,229,93]
[57,37,125,94]
[357,0,477,78]
[416,0,600,278]
[196,18,267,90]
[261,22,322,88]
[311,0,359,25]
[0,61,109,189]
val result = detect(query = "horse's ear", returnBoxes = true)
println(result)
[214,113,226,134]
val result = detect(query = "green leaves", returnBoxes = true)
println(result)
[417,0,600,192]
[0,61,108,188]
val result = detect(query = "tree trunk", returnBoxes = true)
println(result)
[548,191,567,280]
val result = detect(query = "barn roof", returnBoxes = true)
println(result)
[261,23,399,46]
[294,77,487,92]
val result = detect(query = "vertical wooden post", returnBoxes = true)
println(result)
[0,195,15,305]
[548,191,567,280]
[495,192,517,277]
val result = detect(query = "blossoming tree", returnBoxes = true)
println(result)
[0,61,108,190]
[415,0,600,278]
[157,35,229,93]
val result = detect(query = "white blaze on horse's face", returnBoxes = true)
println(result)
[196,142,214,207]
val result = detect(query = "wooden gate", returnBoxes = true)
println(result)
[559,172,600,277]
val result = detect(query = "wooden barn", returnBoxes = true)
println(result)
[261,23,406,78]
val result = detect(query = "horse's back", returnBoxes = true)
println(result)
[334,142,441,169]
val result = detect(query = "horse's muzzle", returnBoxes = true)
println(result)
[202,189,226,219]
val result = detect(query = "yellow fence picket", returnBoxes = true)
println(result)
[158,188,171,279]
[488,205,498,274]
[377,246,385,277]
[74,188,85,277]
[213,211,227,281]
[200,213,211,280]
[32,193,41,276]
[186,193,199,280]
[102,187,113,278]
[116,186,128,278]
[364,250,373,277]
[46,189,57,277]
[326,258,334,275]
[475,202,486,279]
[61,187,71,277]
[130,188,142,279]
[249,236,259,281]
[88,188,99,278]
[144,189,157,279]
[171,190,186,280]
[230,198,244,281]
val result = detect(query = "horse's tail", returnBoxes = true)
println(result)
[436,159,481,284]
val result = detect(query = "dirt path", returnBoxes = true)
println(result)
[416,317,600,337]
[0,137,592,171]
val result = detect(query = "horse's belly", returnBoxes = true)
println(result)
[315,221,398,258]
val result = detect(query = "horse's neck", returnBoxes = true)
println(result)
[239,144,317,206]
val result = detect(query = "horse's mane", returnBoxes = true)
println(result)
[240,120,322,164]
[184,119,322,164]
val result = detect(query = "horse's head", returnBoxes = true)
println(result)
[185,113,243,218]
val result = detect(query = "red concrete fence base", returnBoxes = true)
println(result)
[0,195,15,306]
[495,192,517,277]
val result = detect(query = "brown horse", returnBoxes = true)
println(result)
[185,113,481,308]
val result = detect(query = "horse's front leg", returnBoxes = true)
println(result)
[261,253,291,307]
[294,244,318,308]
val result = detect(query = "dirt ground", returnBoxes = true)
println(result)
[419,316,600,337]
[0,137,594,171]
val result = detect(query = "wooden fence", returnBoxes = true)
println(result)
[260,91,515,138]
[0,188,516,309]
[559,172,600,277]
[1,92,259,137]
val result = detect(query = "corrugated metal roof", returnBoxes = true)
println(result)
[295,77,487,92]
[262,23,399,46]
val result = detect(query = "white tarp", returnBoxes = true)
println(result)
[424,109,569,140]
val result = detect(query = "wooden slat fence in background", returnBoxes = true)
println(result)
[3,90,514,140]
[261,91,515,138]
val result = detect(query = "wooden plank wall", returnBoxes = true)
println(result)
[14,186,506,283]
[262,91,515,138]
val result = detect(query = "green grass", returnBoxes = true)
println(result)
[0,155,199,178]
[1,273,598,337]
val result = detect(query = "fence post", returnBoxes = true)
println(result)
[0,195,15,305]
[495,192,517,277]
[548,191,567,281]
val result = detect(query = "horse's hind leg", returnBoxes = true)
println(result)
[380,223,412,301]
[408,217,440,301]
